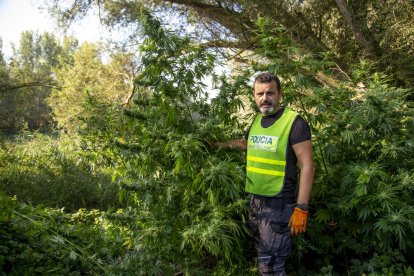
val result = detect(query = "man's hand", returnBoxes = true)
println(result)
[289,207,308,236]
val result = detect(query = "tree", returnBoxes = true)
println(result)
[48,42,137,133]
[0,32,77,131]
[0,39,11,94]
[42,0,414,86]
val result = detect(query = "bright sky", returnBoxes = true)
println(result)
[0,0,106,58]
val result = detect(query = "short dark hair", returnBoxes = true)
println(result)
[254,72,281,91]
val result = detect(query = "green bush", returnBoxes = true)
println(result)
[0,192,127,275]
[304,79,414,274]
[0,132,120,212]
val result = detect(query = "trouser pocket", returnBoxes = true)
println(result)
[270,203,295,233]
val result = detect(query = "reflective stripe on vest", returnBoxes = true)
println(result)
[245,108,298,196]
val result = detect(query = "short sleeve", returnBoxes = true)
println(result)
[244,128,250,140]
[290,115,311,145]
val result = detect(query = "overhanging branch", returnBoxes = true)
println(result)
[3,81,59,92]
[162,0,255,43]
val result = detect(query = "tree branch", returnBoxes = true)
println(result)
[162,0,255,43]
[3,81,59,92]
[199,39,250,49]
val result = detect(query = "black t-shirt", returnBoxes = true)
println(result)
[245,107,311,197]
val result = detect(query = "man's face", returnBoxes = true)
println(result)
[254,80,282,116]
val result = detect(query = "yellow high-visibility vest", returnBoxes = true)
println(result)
[246,108,298,196]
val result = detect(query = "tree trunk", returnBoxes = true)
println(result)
[334,0,376,58]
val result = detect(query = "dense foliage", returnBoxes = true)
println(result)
[0,192,126,275]
[297,77,414,274]
[0,132,120,212]
[1,2,414,275]
[71,10,255,274]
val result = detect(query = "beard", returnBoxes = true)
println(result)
[259,102,276,116]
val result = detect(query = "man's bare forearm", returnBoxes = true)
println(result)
[292,140,315,205]
[296,164,314,204]
[213,139,247,150]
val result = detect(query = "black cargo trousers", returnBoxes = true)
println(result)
[249,196,295,276]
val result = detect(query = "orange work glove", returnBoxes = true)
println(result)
[289,207,308,236]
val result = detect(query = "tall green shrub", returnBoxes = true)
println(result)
[307,77,414,274]
[79,9,255,275]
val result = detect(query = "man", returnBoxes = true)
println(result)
[215,72,314,275]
